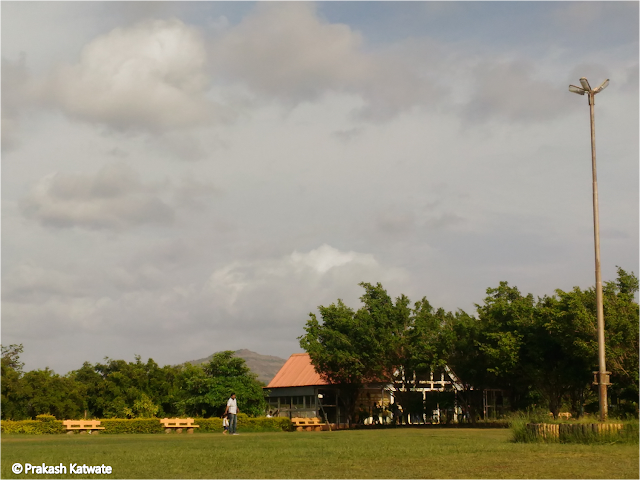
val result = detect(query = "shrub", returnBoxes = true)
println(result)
[238,414,294,432]
[194,415,293,433]
[1,419,65,434]
[509,411,639,444]
[1,415,294,434]
[101,418,164,434]
[193,417,223,432]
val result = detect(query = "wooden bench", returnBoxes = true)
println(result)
[291,417,326,432]
[63,420,105,434]
[160,418,200,434]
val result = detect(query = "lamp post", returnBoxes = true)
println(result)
[568,77,610,421]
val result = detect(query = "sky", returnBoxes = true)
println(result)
[2,1,638,375]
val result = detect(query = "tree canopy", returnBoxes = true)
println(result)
[300,269,639,419]
[0,348,267,420]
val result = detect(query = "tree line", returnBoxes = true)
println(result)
[299,267,639,421]
[1,350,268,420]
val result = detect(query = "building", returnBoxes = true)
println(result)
[265,353,508,424]
[264,353,391,424]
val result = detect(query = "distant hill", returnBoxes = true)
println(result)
[184,349,287,385]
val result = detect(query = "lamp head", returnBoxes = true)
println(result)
[579,77,591,91]
[569,85,586,95]
[593,79,609,94]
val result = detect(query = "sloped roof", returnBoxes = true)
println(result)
[266,353,329,388]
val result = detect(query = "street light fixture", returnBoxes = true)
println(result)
[568,76,611,422]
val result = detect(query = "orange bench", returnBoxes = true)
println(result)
[160,418,200,434]
[63,420,105,434]
[291,417,326,431]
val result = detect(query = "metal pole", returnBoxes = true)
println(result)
[588,92,608,421]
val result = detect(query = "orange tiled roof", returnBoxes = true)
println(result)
[266,353,329,388]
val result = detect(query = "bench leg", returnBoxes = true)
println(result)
[187,428,194,434]
[92,430,99,435]
[66,431,75,435]
[176,428,183,434]
[165,428,172,434]
[79,430,88,435]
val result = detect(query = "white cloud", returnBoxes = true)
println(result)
[20,163,174,230]
[206,244,408,318]
[39,18,214,132]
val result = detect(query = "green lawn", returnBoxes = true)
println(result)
[2,429,638,479]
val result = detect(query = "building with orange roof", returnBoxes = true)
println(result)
[265,353,393,424]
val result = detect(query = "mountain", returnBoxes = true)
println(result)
[184,349,287,385]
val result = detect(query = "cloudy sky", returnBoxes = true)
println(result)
[2,2,638,375]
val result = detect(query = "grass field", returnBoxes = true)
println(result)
[2,429,638,479]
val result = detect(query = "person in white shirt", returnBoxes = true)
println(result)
[223,393,239,435]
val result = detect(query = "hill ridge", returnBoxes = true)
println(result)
[184,349,287,385]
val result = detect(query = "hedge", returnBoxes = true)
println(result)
[1,414,66,434]
[100,419,165,434]
[1,415,293,434]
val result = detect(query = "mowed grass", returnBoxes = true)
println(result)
[2,429,638,479]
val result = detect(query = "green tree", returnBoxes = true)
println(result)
[176,351,267,417]
[20,369,86,419]
[300,282,453,423]
[1,344,27,420]
[72,356,180,418]
[603,268,639,415]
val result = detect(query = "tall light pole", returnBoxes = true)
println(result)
[568,77,610,421]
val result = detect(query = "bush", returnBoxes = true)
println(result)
[101,418,165,434]
[1,415,294,434]
[509,411,639,444]
[193,417,223,433]
[238,414,294,432]
[194,415,293,433]
[1,419,65,434]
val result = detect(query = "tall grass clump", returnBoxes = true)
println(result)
[508,409,552,443]
[509,410,639,444]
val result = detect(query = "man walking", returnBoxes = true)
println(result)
[224,393,239,435]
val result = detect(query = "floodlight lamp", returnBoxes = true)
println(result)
[593,79,609,93]
[579,77,591,91]
[569,85,586,95]
[317,394,323,399]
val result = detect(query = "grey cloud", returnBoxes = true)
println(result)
[622,64,639,93]
[332,127,364,143]
[210,3,445,121]
[461,60,578,123]
[150,133,212,162]
[3,245,411,372]
[98,1,178,24]
[2,55,31,153]
[2,264,91,303]
[20,163,174,230]
[567,64,611,90]
[423,212,465,230]
[173,176,221,210]
[376,210,416,234]
[550,2,638,41]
